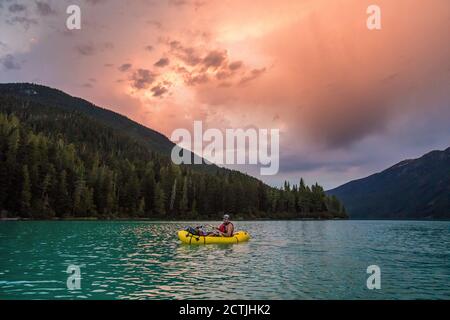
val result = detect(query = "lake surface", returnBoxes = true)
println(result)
[0,220,449,300]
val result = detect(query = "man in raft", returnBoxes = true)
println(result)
[192,214,234,237]
[214,214,234,237]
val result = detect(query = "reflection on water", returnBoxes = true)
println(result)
[0,220,449,299]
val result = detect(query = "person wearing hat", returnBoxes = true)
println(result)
[215,214,234,237]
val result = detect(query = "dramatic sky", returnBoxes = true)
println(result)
[1,0,449,189]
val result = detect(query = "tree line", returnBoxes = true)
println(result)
[0,97,346,219]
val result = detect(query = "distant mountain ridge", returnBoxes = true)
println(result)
[0,83,215,174]
[327,148,450,219]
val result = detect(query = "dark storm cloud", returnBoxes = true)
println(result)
[239,68,266,85]
[118,63,132,72]
[215,70,232,80]
[8,3,26,13]
[165,40,258,87]
[7,16,38,29]
[1,54,21,70]
[85,0,107,5]
[168,0,188,6]
[168,40,201,66]
[73,42,113,57]
[186,73,209,86]
[202,50,227,70]
[228,61,243,70]
[215,63,243,80]
[154,57,170,68]
[168,0,206,9]
[76,44,96,56]
[35,1,55,16]
[278,151,370,173]
[130,69,157,90]
[151,85,168,97]
[302,90,391,149]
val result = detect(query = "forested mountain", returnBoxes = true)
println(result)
[0,83,347,219]
[0,83,173,154]
[327,148,450,219]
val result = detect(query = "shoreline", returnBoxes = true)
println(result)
[0,217,346,221]
[1,217,448,222]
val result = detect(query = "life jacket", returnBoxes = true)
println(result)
[218,222,234,235]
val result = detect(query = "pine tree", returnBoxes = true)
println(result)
[154,182,166,216]
[81,187,95,215]
[143,166,156,215]
[190,199,198,216]
[55,170,70,217]
[37,172,53,217]
[103,170,116,215]
[179,176,188,213]
[20,165,32,216]
[73,170,86,216]
[137,198,145,217]
[169,178,177,212]
[0,161,8,210]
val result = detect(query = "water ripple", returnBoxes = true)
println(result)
[0,220,449,299]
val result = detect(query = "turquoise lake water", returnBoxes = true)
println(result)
[0,220,449,300]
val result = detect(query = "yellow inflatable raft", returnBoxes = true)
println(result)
[178,230,250,245]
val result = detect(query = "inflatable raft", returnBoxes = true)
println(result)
[178,230,250,245]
